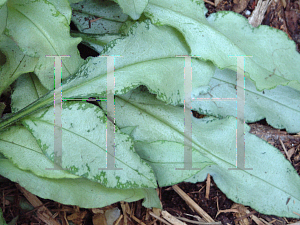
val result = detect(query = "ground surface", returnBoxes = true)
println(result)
[1,0,300,224]
[1,121,300,224]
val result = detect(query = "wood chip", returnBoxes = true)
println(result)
[153,207,162,217]
[92,208,104,214]
[67,211,87,224]
[16,184,60,225]
[248,0,273,27]
[285,10,299,35]
[264,0,290,36]
[215,0,223,6]
[120,201,128,225]
[281,0,286,8]
[92,213,107,225]
[233,204,268,225]
[233,0,251,13]
[287,147,295,160]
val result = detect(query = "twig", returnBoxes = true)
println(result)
[172,185,215,223]
[88,17,103,29]
[203,0,215,5]
[149,211,172,225]
[114,214,123,225]
[162,211,187,225]
[234,211,256,222]
[293,211,300,217]
[176,216,222,224]
[130,214,147,225]
[287,222,300,225]
[205,174,211,199]
[279,138,291,162]
[184,213,205,222]
[120,201,128,225]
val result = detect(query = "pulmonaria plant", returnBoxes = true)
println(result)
[0,0,300,221]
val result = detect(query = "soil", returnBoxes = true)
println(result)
[1,0,300,224]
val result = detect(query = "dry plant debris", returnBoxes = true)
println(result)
[1,0,300,223]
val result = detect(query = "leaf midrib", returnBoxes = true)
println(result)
[146,2,290,84]
[117,93,300,201]
[212,76,298,112]
[0,55,181,130]
[26,117,156,185]
[8,3,72,75]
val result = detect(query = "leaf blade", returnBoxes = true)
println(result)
[100,87,300,218]
[144,0,300,91]
[192,68,300,133]
[0,157,160,208]
[22,101,157,189]
[113,0,148,20]
[5,0,84,90]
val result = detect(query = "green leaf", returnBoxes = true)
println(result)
[22,101,157,189]
[0,3,7,35]
[141,188,162,209]
[6,216,17,225]
[144,0,300,91]
[134,140,215,186]
[100,87,300,218]
[63,21,214,105]
[0,21,214,130]
[11,73,48,113]
[0,158,161,208]
[0,103,5,117]
[0,125,79,179]
[0,152,5,159]
[192,68,300,133]
[186,152,300,218]
[5,0,84,90]
[0,207,7,225]
[0,0,7,6]
[113,0,148,20]
[1,0,299,216]
[71,32,122,53]
[71,0,128,34]
[0,50,5,68]
[47,0,73,24]
[68,0,83,3]
[0,35,39,96]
